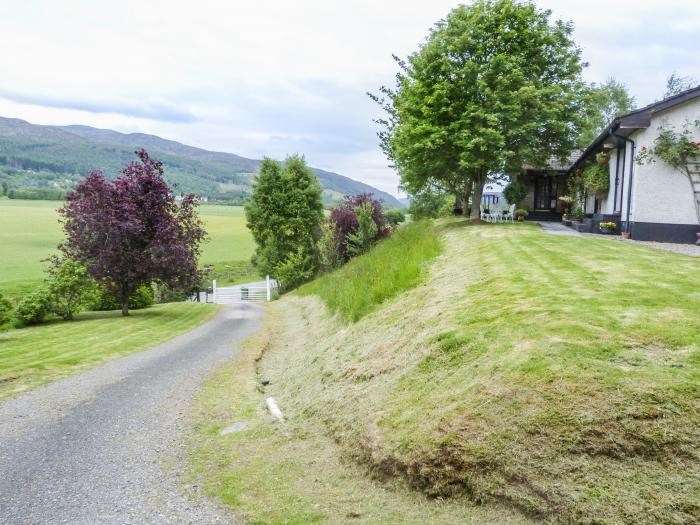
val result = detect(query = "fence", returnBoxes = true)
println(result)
[204,276,279,305]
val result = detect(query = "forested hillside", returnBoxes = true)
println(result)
[0,117,402,207]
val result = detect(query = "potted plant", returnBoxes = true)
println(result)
[559,195,573,217]
[599,221,616,234]
[570,202,585,223]
[596,151,610,165]
[515,208,528,221]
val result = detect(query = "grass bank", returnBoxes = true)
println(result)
[299,220,441,321]
[0,200,254,298]
[0,302,220,399]
[189,321,530,524]
[198,220,700,524]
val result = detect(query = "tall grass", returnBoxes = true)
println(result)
[299,220,442,321]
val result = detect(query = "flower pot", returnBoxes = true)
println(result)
[596,153,610,165]
[599,227,613,234]
[517,216,525,222]
[621,232,630,240]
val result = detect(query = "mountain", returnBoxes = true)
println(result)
[0,117,402,207]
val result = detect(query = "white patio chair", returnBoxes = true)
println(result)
[502,204,516,222]
[480,205,489,222]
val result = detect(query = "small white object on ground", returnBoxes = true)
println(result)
[266,397,284,421]
[219,422,250,436]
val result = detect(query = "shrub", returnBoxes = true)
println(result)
[318,221,342,272]
[153,284,191,304]
[45,258,97,321]
[16,288,50,325]
[583,163,609,195]
[408,190,451,219]
[515,208,529,220]
[275,248,316,291]
[329,193,389,261]
[94,283,155,310]
[385,208,407,228]
[346,202,379,257]
[503,180,528,206]
[0,292,13,329]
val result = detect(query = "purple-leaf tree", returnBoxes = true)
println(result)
[59,149,206,316]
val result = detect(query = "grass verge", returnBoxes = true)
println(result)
[298,220,441,321]
[0,302,220,399]
[234,220,699,524]
[188,312,530,524]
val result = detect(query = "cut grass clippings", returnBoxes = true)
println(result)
[235,220,699,524]
[298,220,442,321]
[0,302,220,399]
[188,315,531,525]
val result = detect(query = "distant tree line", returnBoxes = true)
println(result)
[6,187,68,200]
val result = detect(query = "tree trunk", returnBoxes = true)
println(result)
[462,179,473,217]
[120,282,130,316]
[470,175,486,222]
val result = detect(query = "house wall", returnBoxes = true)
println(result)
[627,98,700,228]
[615,99,700,242]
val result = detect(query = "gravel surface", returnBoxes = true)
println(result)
[538,222,700,257]
[0,303,264,524]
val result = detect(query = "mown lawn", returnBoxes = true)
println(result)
[0,199,255,298]
[0,302,220,399]
[206,221,700,524]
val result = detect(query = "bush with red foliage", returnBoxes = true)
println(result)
[329,193,389,260]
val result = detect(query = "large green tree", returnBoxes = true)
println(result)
[579,78,635,147]
[372,0,586,220]
[245,156,324,287]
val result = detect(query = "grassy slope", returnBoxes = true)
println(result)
[214,221,699,524]
[299,220,441,321]
[190,320,531,525]
[0,302,220,399]
[0,200,255,297]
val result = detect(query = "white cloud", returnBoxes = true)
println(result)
[0,0,698,196]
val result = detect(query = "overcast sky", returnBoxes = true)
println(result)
[0,1,698,196]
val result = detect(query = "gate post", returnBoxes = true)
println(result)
[266,275,271,302]
[212,279,217,304]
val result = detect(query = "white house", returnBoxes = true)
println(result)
[570,86,700,243]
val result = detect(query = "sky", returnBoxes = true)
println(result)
[0,1,698,197]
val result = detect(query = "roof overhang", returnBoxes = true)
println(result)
[569,84,700,172]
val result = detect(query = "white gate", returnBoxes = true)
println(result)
[210,276,279,305]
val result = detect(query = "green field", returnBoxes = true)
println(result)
[0,302,220,399]
[0,199,255,298]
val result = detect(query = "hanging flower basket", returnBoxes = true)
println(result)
[596,152,610,165]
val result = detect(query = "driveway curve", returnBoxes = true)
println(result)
[0,303,264,524]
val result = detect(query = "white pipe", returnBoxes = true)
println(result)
[212,279,217,303]
[266,397,284,421]
[266,275,271,302]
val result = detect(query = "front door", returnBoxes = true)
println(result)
[534,176,558,211]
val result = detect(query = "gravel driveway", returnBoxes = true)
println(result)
[0,303,264,524]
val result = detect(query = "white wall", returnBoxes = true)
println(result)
[628,98,700,225]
